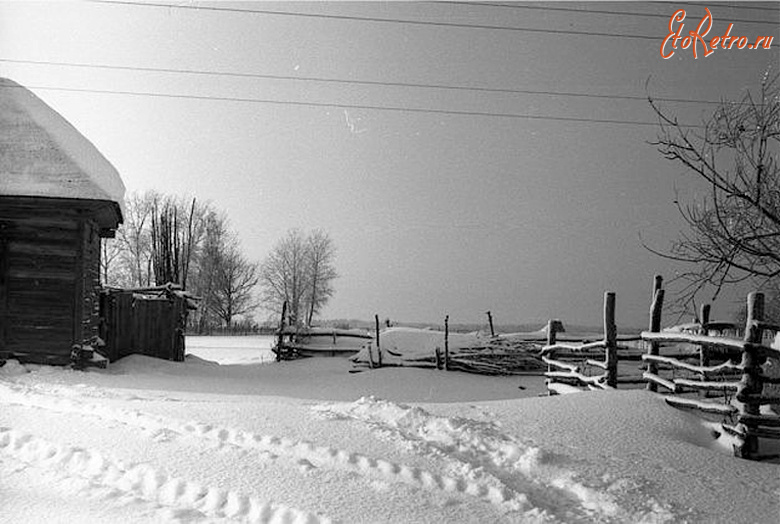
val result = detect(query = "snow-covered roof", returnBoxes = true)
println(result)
[0,77,125,225]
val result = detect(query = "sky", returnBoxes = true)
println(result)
[1,1,779,328]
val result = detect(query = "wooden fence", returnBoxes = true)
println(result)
[539,274,780,460]
[640,283,780,460]
[100,285,190,362]
[540,292,646,393]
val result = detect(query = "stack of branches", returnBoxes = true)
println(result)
[356,337,547,375]
[447,339,547,375]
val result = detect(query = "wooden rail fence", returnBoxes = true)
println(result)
[540,292,645,394]
[639,282,780,460]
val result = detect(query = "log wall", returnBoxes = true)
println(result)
[0,198,106,364]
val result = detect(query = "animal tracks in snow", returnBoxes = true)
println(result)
[0,381,522,513]
[313,396,676,524]
[0,379,676,522]
[0,427,331,524]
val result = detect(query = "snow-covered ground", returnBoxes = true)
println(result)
[1,336,778,523]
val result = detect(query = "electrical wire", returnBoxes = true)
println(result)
[436,1,780,26]
[0,57,732,106]
[0,82,697,128]
[85,0,667,41]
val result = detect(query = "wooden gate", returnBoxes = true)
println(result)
[100,286,188,362]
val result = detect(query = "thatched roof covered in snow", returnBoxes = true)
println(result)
[0,77,124,228]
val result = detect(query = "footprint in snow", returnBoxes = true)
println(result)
[149,428,177,443]
[296,458,317,472]
[259,450,278,460]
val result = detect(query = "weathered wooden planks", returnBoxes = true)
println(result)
[0,199,116,363]
[100,289,187,363]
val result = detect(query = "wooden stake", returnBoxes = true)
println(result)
[653,274,663,296]
[375,314,382,367]
[546,319,558,395]
[367,341,375,369]
[604,292,618,388]
[486,311,494,337]
[276,300,287,362]
[444,315,450,371]
[546,319,558,347]
[736,292,764,459]
[646,276,664,392]
[699,304,711,368]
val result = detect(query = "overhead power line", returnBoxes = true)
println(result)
[0,57,731,106]
[656,1,780,14]
[439,1,780,26]
[86,0,665,41]
[0,82,690,127]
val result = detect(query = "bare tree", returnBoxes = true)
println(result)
[259,229,338,327]
[99,237,125,287]
[149,195,203,288]
[260,229,310,327]
[211,238,260,328]
[648,71,780,314]
[189,210,228,331]
[111,190,156,287]
[305,230,338,326]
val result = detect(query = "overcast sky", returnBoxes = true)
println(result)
[1,1,779,328]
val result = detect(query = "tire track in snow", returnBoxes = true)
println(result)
[313,397,677,524]
[0,427,331,524]
[0,380,524,512]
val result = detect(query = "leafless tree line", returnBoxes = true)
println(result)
[101,190,259,331]
[102,191,339,332]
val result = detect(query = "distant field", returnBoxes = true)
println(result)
[186,335,276,365]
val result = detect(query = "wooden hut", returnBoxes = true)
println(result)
[0,77,125,365]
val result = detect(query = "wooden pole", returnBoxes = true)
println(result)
[546,319,558,347]
[604,292,618,388]
[699,303,711,331]
[546,319,558,395]
[444,315,450,371]
[646,286,665,392]
[367,341,375,369]
[486,311,495,337]
[375,314,382,367]
[736,292,764,459]
[652,274,663,297]
[435,347,442,370]
[699,304,711,368]
[276,300,288,362]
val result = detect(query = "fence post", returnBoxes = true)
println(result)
[367,341,375,369]
[276,300,287,362]
[486,311,495,337]
[646,277,665,392]
[545,319,558,395]
[736,292,765,459]
[444,315,450,371]
[546,319,558,347]
[699,304,711,368]
[375,314,382,367]
[604,292,618,388]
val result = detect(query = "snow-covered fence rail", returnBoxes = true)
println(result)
[541,292,642,393]
[641,289,780,460]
